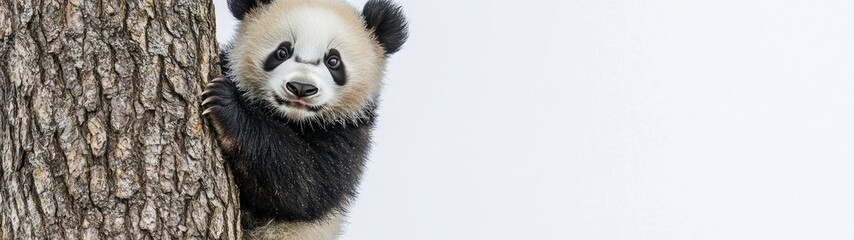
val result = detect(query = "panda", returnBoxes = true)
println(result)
[201,0,408,239]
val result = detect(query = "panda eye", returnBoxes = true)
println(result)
[326,55,341,69]
[275,48,289,60]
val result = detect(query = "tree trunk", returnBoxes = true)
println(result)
[0,0,241,239]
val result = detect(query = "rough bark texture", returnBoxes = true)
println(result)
[0,0,241,239]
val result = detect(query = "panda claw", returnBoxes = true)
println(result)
[201,89,214,97]
[202,97,217,106]
[202,107,214,116]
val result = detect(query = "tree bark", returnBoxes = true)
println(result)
[0,0,241,239]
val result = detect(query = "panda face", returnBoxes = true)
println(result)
[229,2,386,122]
[261,42,347,114]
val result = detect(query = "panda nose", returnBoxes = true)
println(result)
[286,82,318,98]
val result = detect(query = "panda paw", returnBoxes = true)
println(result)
[202,77,237,112]
[202,77,240,148]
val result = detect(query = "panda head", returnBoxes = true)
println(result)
[226,0,408,123]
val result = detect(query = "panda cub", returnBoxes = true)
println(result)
[202,0,407,239]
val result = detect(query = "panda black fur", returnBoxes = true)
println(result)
[202,0,408,239]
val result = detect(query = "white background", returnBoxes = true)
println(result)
[212,0,854,239]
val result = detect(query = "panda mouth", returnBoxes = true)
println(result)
[274,95,322,112]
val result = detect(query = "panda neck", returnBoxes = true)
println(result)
[282,109,377,134]
[242,94,377,136]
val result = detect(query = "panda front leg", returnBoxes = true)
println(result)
[201,77,289,215]
[201,77,242,151]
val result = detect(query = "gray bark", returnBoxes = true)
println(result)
[0,0,241,239]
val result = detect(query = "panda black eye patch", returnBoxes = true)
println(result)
[325,49,347,85]
[263,42,293,71]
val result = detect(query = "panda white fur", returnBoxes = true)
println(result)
[201,0,408,239]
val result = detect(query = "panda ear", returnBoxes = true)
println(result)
[362,0,409,55]
[228,0,272,20]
